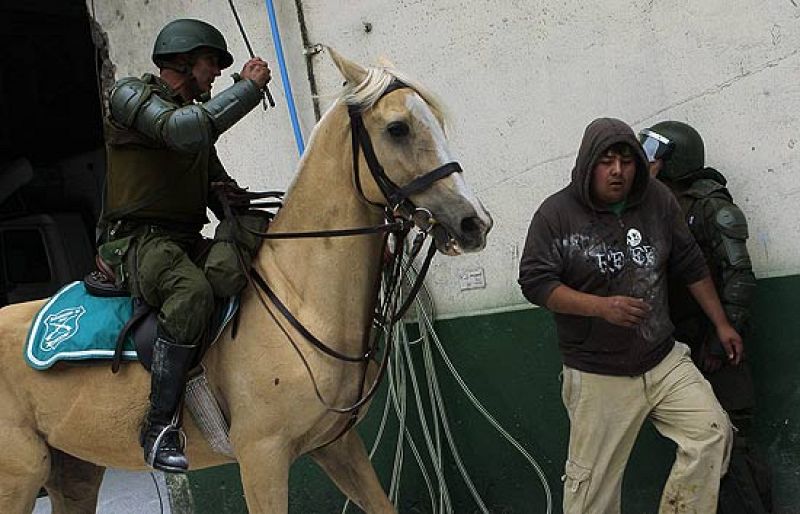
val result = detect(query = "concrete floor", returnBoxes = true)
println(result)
[34,469,171,513]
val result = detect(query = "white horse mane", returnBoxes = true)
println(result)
[340,65,448,126]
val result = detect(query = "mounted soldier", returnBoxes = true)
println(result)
[100,18,271,473]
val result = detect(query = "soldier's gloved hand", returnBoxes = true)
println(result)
[241,57,271,90]
[211,180,252,212]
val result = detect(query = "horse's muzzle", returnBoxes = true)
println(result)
[432,206,492,256]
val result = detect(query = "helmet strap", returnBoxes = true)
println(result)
[159,54,205,102]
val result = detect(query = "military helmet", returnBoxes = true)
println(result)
[152,19,234,70]
[639,121,705,181]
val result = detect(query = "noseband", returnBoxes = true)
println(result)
[348,80,463,217]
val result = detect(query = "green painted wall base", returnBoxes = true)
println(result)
[188,275,800,513]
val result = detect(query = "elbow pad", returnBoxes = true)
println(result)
[134,97,213,153]
[159,79,262,152]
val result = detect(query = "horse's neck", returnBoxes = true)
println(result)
[255,105,385,346]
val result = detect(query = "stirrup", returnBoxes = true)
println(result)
[146,423,188,469]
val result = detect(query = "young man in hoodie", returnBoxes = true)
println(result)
[518,118,743,513]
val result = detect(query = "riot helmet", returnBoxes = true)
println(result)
[152,19,234,70]
[639,121,704,181]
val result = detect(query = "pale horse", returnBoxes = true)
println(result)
[0,48,492,513]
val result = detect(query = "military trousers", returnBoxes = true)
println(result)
[561,342,733,514]
[130,222,258,344]
[131,228,216,345]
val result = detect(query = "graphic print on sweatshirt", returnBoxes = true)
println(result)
[562,224,657,277]
[553,217,671,343]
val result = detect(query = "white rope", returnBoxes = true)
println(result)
[339,243,553,513]
[416,302,553,513]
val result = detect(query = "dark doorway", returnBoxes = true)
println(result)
[0,0,106,307]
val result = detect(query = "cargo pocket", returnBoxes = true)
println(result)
[562,460,592,514]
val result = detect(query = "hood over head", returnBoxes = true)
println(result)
[570,117,650,211]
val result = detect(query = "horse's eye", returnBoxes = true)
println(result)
[387,121,409,138]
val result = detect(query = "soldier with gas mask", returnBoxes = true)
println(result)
[99,18,271,473]
[641,121,772,513]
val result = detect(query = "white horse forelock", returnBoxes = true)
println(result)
[340,66,448,128]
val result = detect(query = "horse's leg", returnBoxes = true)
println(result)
[0,428,51,513]
[237,438,291,514]
[44,448,105,514]
[310,429,396,514]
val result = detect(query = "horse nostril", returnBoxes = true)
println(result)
[460,216,482,235]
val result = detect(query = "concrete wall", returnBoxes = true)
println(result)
[92,0,800,318]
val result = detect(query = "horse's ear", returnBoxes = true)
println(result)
[327,46,368,86]
[376,55,395,68]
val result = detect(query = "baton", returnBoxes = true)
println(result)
[227,0,276,108]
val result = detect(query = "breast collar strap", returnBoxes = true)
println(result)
[348,80,463,214]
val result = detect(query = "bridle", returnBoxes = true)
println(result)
[231,80,464,445]
[349,80,463,214]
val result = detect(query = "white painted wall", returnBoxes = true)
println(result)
[92,0,800,317]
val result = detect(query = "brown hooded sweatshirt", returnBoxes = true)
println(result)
[518,118,709,375]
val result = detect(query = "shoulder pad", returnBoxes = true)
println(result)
[685,178,730,200]
[109,77,153,127]
[714,204,748,239]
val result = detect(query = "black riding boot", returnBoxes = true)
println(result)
[141,337,196,473]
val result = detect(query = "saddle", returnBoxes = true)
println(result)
[82,254,238,373]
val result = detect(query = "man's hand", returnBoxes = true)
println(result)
[241,57,271,89]
[687,276,743,365]
[597,296,651,327]
[716,323,743,365]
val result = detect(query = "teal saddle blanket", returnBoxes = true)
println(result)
[25,281,238,370]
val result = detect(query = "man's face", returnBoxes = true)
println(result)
[191,51,222,96]
[648,159,663,178]
[591,148,637,205]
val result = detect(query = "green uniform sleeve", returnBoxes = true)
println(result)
[207,147,238,220]
[208,147,234,183]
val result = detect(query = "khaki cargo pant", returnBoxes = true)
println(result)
[561,342,733,514]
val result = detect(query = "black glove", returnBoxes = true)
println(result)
[211,181,253,213]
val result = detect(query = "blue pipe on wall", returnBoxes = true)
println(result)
[264,0,305,155]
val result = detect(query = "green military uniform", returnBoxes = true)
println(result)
[100,18,267,473]
[666,168,757,414]
[642,121,772,513]
[102,72,255,345]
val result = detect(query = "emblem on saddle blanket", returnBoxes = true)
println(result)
[41,305,86,351]
[25,281,240,371]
